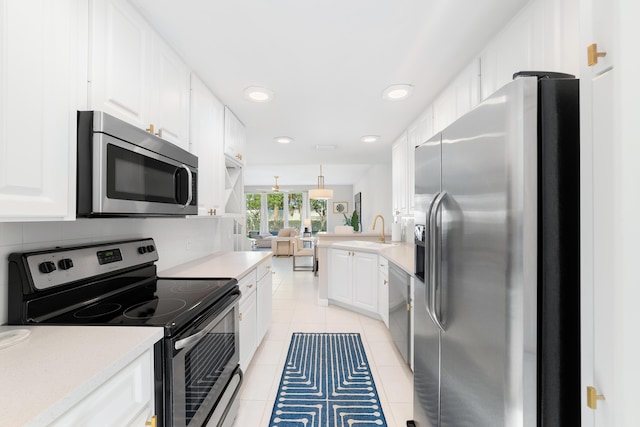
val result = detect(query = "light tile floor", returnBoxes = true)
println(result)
[232,255,414,427]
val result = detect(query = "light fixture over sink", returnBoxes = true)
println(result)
[309,165,333,200]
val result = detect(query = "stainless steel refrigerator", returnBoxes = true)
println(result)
[412,73,581,427]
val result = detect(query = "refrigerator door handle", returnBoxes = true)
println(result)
[424,193,440,327]
[429,191,447,332]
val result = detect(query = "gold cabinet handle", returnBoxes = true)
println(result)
[587,386,606,409]
[236,153,243,160]
[407,303,411,312]
[239,312,243,321]
[384,279,388,285]
[145,415,157,427]
[587,43,607,66]
[207,208,217,216]
[146,124,155,134]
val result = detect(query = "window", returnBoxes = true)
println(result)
[245,194,261,237]
[309,198,327,232]
[287,193,303,230]
[267,193,284,232]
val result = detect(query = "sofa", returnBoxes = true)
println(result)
[271,227,299,256]
[254,232,276,248]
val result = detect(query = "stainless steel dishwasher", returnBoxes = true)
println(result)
[389,262,410,365]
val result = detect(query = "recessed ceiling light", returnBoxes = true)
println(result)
[360,135,380,143]
[243,86,273,102]
[274,136,294,144]
[382,84,414,101]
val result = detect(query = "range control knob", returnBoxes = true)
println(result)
[58,258,74,270]
[146,245,155,253]
[39,261,57,274]
[138,246,148,254]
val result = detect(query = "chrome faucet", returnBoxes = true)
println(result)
[372,214,385,243]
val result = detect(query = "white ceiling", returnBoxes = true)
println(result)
[131,0,528,186]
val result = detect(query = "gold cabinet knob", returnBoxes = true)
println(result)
[587,43,607,66]
[145,415,157,427]
[587,386,606,409]
[384,279,388,285]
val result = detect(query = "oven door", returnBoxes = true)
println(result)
[167,291,241,427]
[94,133,198,216]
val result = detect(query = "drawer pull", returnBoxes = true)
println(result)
[145,415,157,427]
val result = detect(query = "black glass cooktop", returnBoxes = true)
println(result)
[40,277,237,334]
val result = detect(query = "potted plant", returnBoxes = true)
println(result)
[343,210,360,232]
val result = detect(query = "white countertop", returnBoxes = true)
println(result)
[159,250,272,279]
[0,325,163,427]
[328,241,415,275]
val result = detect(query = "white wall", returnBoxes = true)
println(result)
[0,217,231,325]
[353,164,393,234]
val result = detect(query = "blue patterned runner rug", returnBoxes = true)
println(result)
[269,332,388,426]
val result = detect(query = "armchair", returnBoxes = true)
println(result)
[271,227,299,256]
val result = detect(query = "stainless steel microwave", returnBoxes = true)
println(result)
[77,111,198,217]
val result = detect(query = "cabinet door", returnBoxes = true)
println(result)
[257,270,272,343]
[51,348,155,427]
[392,133,408,214]
[149,34,190,150]
[329,249,353,305]
[239,290,257,371]
[190,74,225,216]
[407,125,417,214]
[224,106,245,165]
[0,0,77,220]
[378,262,389,328]
[352,251,378,313]
[89,0,149,130]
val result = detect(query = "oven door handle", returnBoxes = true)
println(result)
[174,292,241,351]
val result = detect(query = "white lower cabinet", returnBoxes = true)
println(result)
[238,259,273,370]
[256,258,273,343]
[329,249,379,316]
[238,270,258,371]
[51,348,156,427]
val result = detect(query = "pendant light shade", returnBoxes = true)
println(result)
[309,165,333,200]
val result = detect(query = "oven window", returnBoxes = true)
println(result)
[184,313,236,425]
[106,144,181,204]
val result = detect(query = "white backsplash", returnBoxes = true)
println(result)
[0,217,237,325]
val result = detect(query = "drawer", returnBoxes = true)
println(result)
[238,269,257,301]
[257,259,272,280]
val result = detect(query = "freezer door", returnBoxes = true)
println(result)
[438,78,538,427]
[413,134,442,427]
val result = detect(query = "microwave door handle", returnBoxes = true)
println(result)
[177,164,193,208]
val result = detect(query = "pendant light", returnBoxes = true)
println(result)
[309,165,333,200]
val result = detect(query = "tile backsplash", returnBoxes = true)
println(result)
[0,217,236,324]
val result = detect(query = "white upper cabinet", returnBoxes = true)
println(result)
[189,74,225,216]
[392,132,408,215]
[224,106,246,166]
[0,0,78,221]
[88,0,148,129]
[89,0,190,150]
[148,33,190,148]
